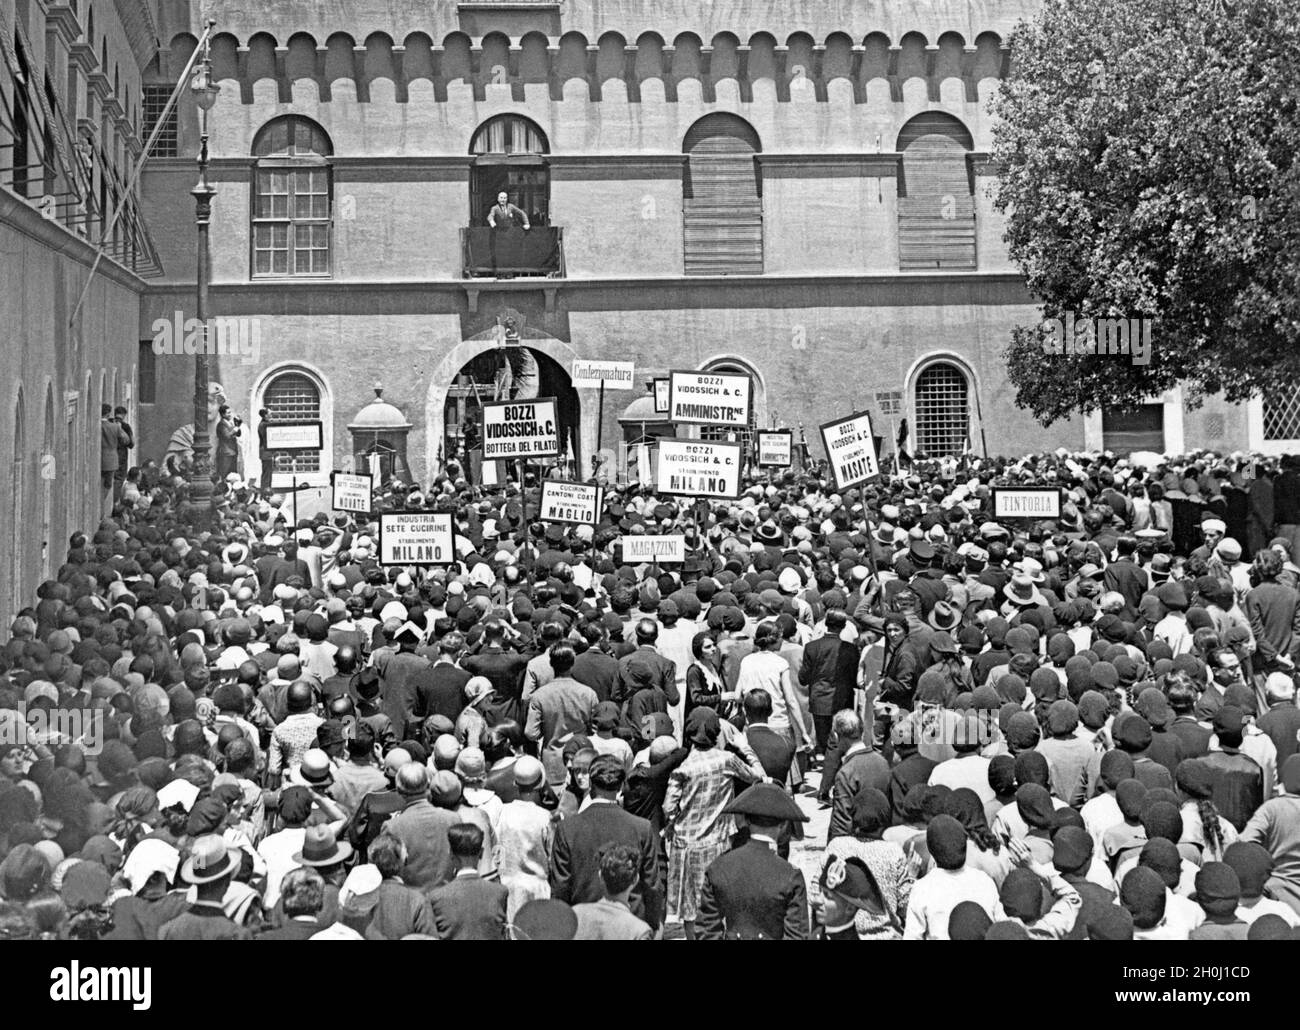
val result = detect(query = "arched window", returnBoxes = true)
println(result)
[913,361,970,457]
[897,112,976,269]
[469,115,549,227]
[697,359,762,455]
[263,370,322,475]
[251,116,333,276]
[683,114,762,275]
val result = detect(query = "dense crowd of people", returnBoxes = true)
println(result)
[3,447,1300,940]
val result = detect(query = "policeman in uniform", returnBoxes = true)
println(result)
[695,784,810,940]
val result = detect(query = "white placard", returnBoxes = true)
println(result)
[668,370,752,428]
[992,488,1062,520]
[481,398,560,460]
[620,534,686,563]
[540,481,603,525]
[571,360,635,391]
[653,379,670,414]
[331,471,373,514]
[819,411,880,490]
[656,438,743,499]
[264,422,323,451]
[756,430,793,468]
[379,512,455,566]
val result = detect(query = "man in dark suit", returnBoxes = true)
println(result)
[571,622,621,702]
[1102,537,1148,619]
[550,756,662,928]
[696,785,810,940]
[741,689,798,858]
[256,867,325,940]
[799,611,860,760]
[412,632,472,723]
[463,620,530,726]
[613,619,679,708]
[828,710,891,842]
[428,823,508,940]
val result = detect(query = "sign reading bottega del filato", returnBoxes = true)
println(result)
[481,398,560,460]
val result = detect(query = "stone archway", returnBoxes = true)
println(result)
[424,330,598,485]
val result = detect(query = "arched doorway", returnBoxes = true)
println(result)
[443,345,580,482]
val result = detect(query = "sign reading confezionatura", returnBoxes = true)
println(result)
[620,535,686,563]
[668,370,752,428]
[571,360,635,390]
[992,488,1062,519]
[540,481,603,525]
[819,411,879,489]
[480,398,560,460]
[379,512,455,566]
[656,438,743,499]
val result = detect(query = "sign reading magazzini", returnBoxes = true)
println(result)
[379,512,455,566]
[330,471,373,514]
[656,439,743,499]
[539,481,603,526]
[621,535,686,563]
[481,398,560,460]
[264,421,323,452]
[992,487,1062,520]
[756,430,793,468]
[820,411,880,489]
[668,370,752,428]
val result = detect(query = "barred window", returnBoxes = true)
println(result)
[264,372,322,475]
[914,362,970,457]
[142,85,178,157]
[251,117,332,277]
[1263,388,1300,441]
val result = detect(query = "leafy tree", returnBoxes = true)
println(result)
[991,0,1300,424]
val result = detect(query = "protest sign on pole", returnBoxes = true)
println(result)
[656,438,742,499]
[480,398,560,461]
[330,471,373,514]
[378,512,455,566]
[756,429,794,468]
[819,411,880,490]
[667,370,752,428]
[653,378,670,414]
[539,481,604,526]
[991,488,1062,520]
[620,535,686,563]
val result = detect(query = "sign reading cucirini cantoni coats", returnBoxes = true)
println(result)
[480,398,560,460]
[656,438,743,499]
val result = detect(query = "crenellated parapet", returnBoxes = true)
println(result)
[152,26,1011,109]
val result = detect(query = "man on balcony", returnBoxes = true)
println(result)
[488,191,530,277]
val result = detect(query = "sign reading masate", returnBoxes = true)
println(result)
[620,535,686,563]
[819,411,879,489]
[656,438,742,499]
[756,430,793,468]
[330,471,373,513]
[668,370,752,428]
[992,488,1062,520]
[540,481,603,525]
[379,512,455,566]
[481,398,559,460]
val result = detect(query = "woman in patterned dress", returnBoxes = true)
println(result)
[663,708,763,939]
[823,788,914,939]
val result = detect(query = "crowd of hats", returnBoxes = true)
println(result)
[0,445,1295,940]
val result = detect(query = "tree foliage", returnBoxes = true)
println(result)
[991,0,1300,424]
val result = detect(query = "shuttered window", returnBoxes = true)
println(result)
[898,113,976,270]
[683,115,763,275]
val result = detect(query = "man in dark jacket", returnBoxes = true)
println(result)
[613,620,679,708]
[1200,707,1265,831]
[571,622,620,702]
[463,620,530,725]
[696,785,810,940]
[827,710,891,840]
[799,610,860,760]
[1102,537,1148,618]
[550,757,662,928]
[412,632,471,723]
[428,823,508,940]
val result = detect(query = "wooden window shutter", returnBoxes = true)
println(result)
[898,113,976,270]
[683,116,763,275]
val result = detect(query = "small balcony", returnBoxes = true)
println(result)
[461,225,564,279]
